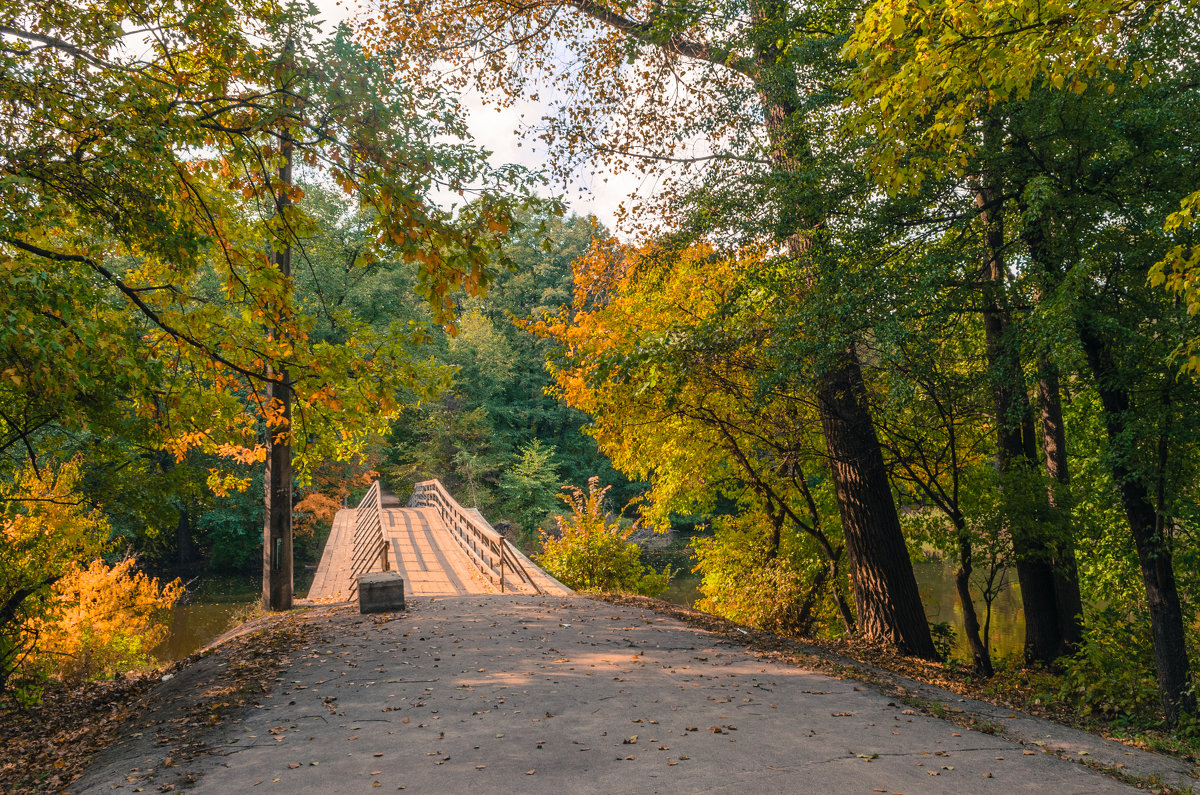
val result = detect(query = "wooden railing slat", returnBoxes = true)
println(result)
[348,481,387,597]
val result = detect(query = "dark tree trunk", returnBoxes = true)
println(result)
[975,180,1068,664]
[1021,206,1083,652]
[263,373,293,611]
[263,50,294,612]
[1077,318,1195,726]
[816,351,937,659]
[175,504,197,569]
[1036,358,1083,649]
[749,26,935,660]
[953,529,993,676]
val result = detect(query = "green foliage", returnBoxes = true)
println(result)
[498,439,562,547]
[1056,608,1164,722]
[382,208,631,513]
[538,478,669,596]
[692,512,843,637]
[928,622,957,662]
[196,470,264,572]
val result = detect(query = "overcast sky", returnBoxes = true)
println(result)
[311,0,641,235]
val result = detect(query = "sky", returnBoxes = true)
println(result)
[310,0,642,234]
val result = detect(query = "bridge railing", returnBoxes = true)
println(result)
[408,479,541,594]
[348,480,387,597]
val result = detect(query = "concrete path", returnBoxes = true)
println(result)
[75,596,1184,794]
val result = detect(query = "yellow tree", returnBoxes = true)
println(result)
[536,241,856,633]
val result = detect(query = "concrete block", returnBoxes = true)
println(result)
[357,571,405,614]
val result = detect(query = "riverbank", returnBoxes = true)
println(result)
[5,595,1194,794]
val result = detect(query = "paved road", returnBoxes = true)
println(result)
[75,595,1173,793]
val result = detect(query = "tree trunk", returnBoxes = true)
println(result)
[263,44,295,612]
[1036,358,1083,649]
[975,180,1068,664]
[750,25,935,660]
[1021,205,1083,652]
[816,351,938,659]
[263,370,293,611]
[176,504,196,569]
[953,529,993,676]
[1077,318,1194,726]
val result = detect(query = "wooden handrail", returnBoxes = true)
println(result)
[408,479,542,595]
[348,480,387,597]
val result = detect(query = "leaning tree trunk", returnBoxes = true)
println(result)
[953,527,994,676]
[816,353,938,659]
[1077,317,1195,726]
[751,28,936,660]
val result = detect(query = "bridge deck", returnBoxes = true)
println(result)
[308,506,492,601]
[306,494,571,602]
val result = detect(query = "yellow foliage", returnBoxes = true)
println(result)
[1,461,111,690]
[29,558,184,685]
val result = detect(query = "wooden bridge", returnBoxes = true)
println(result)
[306,479,572,601]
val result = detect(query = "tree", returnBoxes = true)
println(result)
[0,461,108,693]
[843,0,1200,721]
[536,241,857,634]
[368,0,937,657]
[379,208,631,513]
[498,439,563,546]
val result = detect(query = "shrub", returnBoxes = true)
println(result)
[0,461,109,695]
[1057,607,1163,723]
[27,557,184,685]
[692,512,842,637]
[538,477,670,595]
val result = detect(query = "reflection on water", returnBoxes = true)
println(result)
[154,601,249,662]
[154,571,317,662]
[658,561,1026,662]
[659,576,704,609]
[914,561,1025,661]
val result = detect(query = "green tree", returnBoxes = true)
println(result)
[842,0,1200,722]
[1,1,536,608]
[499,439,563,546]
[370,0,939,658]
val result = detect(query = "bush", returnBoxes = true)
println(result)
[0,461,110,695]
[26,557,184,686]
[538,477,670,595]
[692,512,842,637]
[1057,607,1163,723]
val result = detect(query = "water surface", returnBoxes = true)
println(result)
[657,561,1026,663]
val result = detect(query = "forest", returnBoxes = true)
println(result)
[1,0,1199,756]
